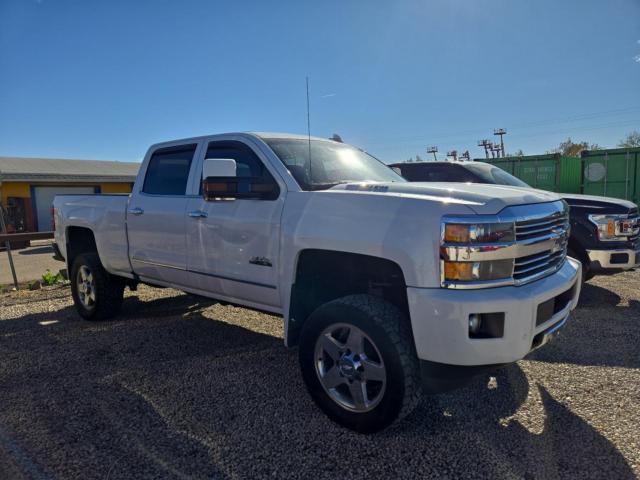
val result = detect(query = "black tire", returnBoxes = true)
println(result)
[70,253,124,320]
[298,294,421,433]
[567,248,589,283]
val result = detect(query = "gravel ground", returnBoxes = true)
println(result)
[0,271,638,479]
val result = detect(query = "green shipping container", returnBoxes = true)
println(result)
[581,148,640,205]
[479,154,582,193]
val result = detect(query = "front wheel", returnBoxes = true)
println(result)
[70,253,124,320]
[299,294,421,433]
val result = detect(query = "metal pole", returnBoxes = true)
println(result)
[625,151,630,199]
[0,206,19,290]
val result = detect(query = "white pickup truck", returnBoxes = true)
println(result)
[53,132,582,432]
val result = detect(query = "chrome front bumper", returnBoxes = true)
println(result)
[587,248,640,270]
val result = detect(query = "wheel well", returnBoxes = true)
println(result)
[287,249,409,346]
[66,227,98,268]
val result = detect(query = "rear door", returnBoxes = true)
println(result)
[127,143,200,286]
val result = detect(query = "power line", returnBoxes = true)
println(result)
[362,106,640,147]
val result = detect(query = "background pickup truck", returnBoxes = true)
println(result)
[54,132,581,432]
[391,160,640,282]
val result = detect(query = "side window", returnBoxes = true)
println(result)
[142,144,197,195]
[204,141,271,179]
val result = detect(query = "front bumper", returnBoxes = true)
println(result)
[407,257,581,367]
[587,248,639,271]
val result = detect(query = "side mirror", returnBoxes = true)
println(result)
[204,158,237,178]
[203,176,279,201]
[202,159,278,201]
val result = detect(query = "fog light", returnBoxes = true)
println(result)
[469,314,482,334]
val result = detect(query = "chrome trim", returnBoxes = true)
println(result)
[441,231,567,262]
[188,210,208,218]
[131,257,277,289]
[587,248,640,270]
[131,257,186,270]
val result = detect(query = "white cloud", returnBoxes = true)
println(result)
[635,54,640,63]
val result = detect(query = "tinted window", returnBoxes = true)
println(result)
[463,164,530,187]
[142,144,197,195]
[205,141,271,178]
[399,164,474,182]
[264,138,404,190]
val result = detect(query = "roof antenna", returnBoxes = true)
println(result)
[306,76,312,181]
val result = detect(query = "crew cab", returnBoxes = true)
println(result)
[391,160,640,281]
[53,133,581,432]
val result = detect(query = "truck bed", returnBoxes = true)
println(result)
[53,194,132,276]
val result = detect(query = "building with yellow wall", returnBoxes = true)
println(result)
[0,157,139,232]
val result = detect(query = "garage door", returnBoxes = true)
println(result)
[33,186,96,231]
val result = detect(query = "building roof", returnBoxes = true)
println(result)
[0,156,140,183]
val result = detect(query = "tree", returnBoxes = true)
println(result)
[507,149,524,157]
[549,137,600,156]
[618,131,640,148]
[415,154,423,162]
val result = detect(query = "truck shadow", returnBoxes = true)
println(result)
[0,292,635,479]
[576,282,621,308]
[528,283,640,369]
[399,365,635,479]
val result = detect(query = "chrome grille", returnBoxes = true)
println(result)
[513,209,569,285]
[440,201,572,289]
[515,211,568,241]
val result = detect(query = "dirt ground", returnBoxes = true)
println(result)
[0,270,638,479]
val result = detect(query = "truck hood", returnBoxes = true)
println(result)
[558,193,637,212]
[329,182,561,215]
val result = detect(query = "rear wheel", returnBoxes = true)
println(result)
[299,294,421,433]
[70,253,124,320]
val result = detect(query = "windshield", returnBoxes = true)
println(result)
[264,138,405,191]
[464,164,531,188]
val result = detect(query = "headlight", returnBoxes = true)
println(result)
[588,214,638,241]
[441,221,515,284]
[443,222,515,243]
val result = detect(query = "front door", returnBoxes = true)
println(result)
[127,143,198,286]
[185,140,284,309]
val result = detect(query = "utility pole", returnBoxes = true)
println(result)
[478,139,490,159]
[460,150,470,161]
[494,128,507,157]
[447,150,458,162]
[491,144,502,158]
[427,146,438,161]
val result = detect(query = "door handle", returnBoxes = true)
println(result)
[128,207,144,216]
[188,210,208,219]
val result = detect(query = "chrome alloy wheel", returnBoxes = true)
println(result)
[77,265,96,309]
[314,323,387,412]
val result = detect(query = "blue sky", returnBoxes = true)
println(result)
[1,0,639,163]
